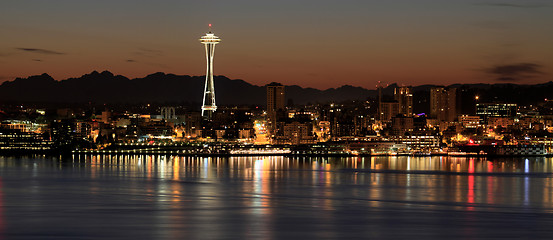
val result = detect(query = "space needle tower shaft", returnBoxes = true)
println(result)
[199,24,221,119]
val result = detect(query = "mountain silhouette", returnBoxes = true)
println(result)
[1,71,553,112]
[0,71,374,105]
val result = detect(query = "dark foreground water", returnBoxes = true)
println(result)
[1,155,553,239]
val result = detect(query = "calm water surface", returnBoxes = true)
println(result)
[1,155,553,239]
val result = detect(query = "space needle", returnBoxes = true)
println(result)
[200,24,221,119]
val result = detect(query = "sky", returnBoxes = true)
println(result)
[0,0,552,89]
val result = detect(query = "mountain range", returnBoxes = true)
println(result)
[1,71,553,112]
[0,71,375,105]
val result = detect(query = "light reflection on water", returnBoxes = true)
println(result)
[1,155,553,239]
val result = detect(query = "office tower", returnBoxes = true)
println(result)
[267,82,285,112]
[200,24,221,119]
[476,103,517,120]
[266,82,285,140]
[394,86,413,116]
[380,101,400,121]
[430,87,457,122]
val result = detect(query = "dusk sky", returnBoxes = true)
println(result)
[1,0,551,89]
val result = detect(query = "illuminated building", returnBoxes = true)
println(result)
[273,121,316,145]
[0,128,53,152]
[476,103,517,121]
[391,115,414,135]
[379,101,399,122]
[267,82,285,112]
[160,107,176,120]
[100,110,112,124]
[200,24,221,119]
[137,119,174,141]
[430,87,457,122]
[184,112,202,138]
[266,82,285,140]
[488,117,514,128]
[459,115,480,128]
[389,135,440,150]
[50,120,78,145]
[394,86,413,116]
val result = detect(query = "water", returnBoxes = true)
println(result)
[1,155,553,239]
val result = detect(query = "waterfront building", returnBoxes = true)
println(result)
[0,128,53,152]
[282,121,316,145]
[345,141,407,155]
[238,129,254,141]
[391,115,414,136]
[389,135,440,150]
[137,119,174,141]
[0,120,47,133]
[271,119,316,145]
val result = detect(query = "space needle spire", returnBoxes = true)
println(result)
[199,24,221,119]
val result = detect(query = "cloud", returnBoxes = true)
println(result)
[32,59,43,62]
[133,48,164,58]
[126,59,137,63]
[488,63,542,75]
[484,63,545,82]
[475,2,548,8]
[15,48,65,55]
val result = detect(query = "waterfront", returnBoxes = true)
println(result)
[1,156,553,239]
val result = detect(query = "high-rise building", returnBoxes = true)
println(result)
[380,101,400,121]
[394,86,413,116]
[266,82,285,141]
[200,24,221,119]
[267,82,285,112]
[430,87,457,122]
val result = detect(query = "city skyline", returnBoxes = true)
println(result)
[3,1,553,238]
[1,0,552,89]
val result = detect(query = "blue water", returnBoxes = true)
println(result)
[1,155,553,239]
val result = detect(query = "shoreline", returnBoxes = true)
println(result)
[0,150,552,158]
